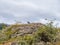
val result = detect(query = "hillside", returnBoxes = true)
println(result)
[0,23,60,45]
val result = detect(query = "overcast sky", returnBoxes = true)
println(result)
[0,0,60,26]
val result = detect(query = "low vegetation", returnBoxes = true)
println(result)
[0,21,60,45]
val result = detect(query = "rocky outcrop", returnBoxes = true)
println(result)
[9,23,43,38]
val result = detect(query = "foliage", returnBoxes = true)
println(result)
[34,21,58,42]
[0,21,59,45]
[0,23,8,30]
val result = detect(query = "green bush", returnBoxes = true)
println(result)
[34,21,58,42]
[0,20,58,45]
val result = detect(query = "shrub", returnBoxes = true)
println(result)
[34,21,58,42]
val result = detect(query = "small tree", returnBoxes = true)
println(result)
[34,20,58,43]
[27,21,30,24]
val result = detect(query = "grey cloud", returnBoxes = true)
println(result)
[0,0,60,24]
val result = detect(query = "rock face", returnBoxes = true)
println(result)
[2,23,43,38]
[11,42,18,45]
[10,23,43,38]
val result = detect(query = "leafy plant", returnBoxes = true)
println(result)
[34,20,58,42]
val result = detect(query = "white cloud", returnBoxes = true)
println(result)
[0,0,60,26]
